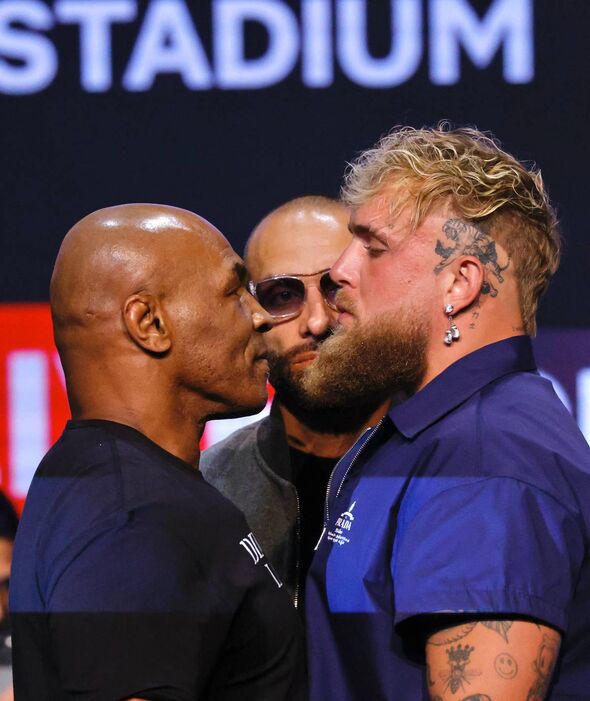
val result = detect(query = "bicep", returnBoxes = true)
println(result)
[425,619,561,700]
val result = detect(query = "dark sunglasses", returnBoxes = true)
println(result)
[248,271,340,319]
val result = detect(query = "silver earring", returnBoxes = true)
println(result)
[444,304,460,345]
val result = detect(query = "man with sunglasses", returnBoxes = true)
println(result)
[201,196,389,607]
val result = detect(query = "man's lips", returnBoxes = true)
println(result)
[337,308,355,327]
[290,351,318,366]
[335,299,354,316]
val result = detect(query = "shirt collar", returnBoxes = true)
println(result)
[389,336,537,439]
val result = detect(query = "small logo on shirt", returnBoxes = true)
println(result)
[239,531,283,588]
[327,501,357,546]
[239,532,264,564]
[336,501,356,530]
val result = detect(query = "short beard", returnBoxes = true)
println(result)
[301,309,429,410]
[268,340,384,435]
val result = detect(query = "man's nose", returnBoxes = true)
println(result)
[248,295,275,334]
[299,286,332,337]
[330,240,359,288]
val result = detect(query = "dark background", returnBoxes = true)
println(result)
[1,0,589,328]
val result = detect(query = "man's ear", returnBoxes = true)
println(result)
[443,256,485,314]
[123,293,171,354]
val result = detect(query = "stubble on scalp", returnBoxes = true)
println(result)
[301,308,429,408]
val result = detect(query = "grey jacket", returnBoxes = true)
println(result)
[200,408,301,603]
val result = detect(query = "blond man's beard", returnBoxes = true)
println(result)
[267,338,386,434]
[301,309,429,409]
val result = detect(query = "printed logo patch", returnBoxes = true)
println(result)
[327,501,356,546]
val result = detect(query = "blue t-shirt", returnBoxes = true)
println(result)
[306,336,590,700]
[10,420,305,701]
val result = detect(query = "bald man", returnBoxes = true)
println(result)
[201,196,389,607]
[10,205,305,701]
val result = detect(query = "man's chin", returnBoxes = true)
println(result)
[209,385,269,421]
[301,311,428,406]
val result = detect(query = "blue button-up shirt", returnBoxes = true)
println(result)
[306,336,590,700]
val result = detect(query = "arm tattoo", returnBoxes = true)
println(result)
[494,652,518,679]
[481,620,513,642]
[428,620,512,646]
[433,219,510,296]
[440,644,481,694]
[428,622,477,646]
[526,633,559,700]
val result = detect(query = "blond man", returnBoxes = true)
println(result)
[304,126,590,700]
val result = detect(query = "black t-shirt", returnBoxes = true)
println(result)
[10,420,306,701]
[0,491,17,541]
[289,447,338,590]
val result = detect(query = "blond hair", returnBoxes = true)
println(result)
[341,125,561,335]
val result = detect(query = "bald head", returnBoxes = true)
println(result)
[50,203,238,415]
[49,203,275,460]
[51,203,227,338]
[245,196,350,279]
[51,202,274,438]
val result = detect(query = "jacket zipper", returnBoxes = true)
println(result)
[293,487,301,609]
[316,419,385,550]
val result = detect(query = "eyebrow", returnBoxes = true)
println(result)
[279,268,331,278]
[236,262,249,282]
[349,222,388,245]
[227,261,249,289]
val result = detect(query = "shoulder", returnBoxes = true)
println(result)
[477,371,590,493]
[404,369,590,517]
[479,369,576,430]
[22,426,125,548]
[436,369,589,469]
[428,369,566,439]
[39,479,256,612]
[41,510,259,614]
[201,418,266,479]
[33,424,253,566]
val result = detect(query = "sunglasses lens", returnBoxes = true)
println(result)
[255,277,305,317]
[320,272,340,308]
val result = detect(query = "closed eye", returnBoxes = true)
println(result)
[363,244,387,258]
